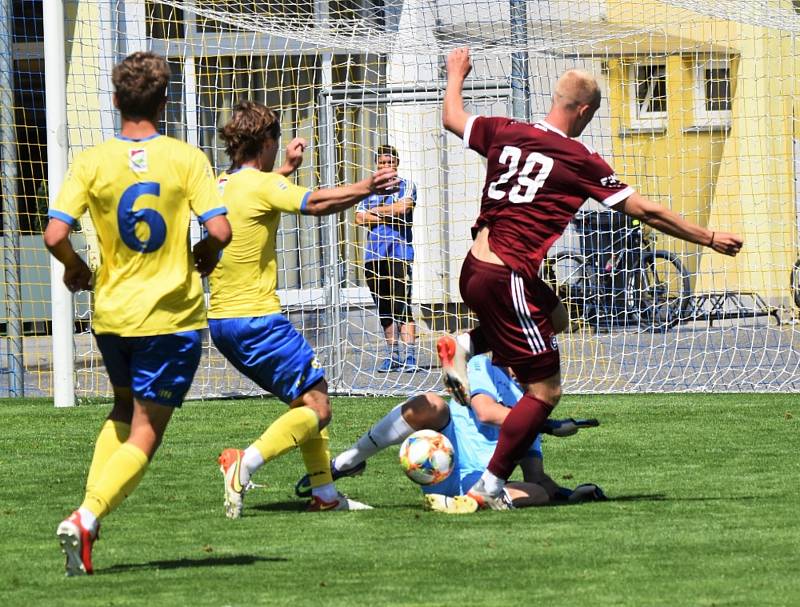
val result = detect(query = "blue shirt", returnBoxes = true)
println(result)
[451,355,542,465]
[357,177,416,262]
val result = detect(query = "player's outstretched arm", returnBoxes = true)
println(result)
[443,47,473,138]
[470,393,511,426]
[44,218,92,292]
[616,192,743,257]
[303,168,399,216]
[192,215,232,277]
[273,137,307,177]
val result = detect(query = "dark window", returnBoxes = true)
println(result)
[12,0,43,42]
[635,65,667,115]
[705,67,731,112]
[10,61,48,233]
[147,1,185,40]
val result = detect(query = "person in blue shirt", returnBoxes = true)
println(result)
[294,354,606,511]
[356,145,418,372]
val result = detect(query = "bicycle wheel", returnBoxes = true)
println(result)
[791,258,800,309]
[627,250,691,329]
[541,252,592,326]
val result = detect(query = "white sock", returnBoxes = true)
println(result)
[456,332,473,356]
[478,470,506,497]
[333,402,415,470]
[240,446,265,485]
[77,507,98,534]
[312,482,339,502]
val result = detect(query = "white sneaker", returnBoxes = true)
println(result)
[423,493,479,514]
[306,493,373,511]
[437,334,471,407]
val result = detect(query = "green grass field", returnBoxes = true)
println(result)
[1,394,798,606]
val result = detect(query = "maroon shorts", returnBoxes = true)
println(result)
[459,251,560,384]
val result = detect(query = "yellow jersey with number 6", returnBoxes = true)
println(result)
[50,134,227,336]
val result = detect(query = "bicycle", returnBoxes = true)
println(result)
[541,210,692,330]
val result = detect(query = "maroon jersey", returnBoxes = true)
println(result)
[464,116,634,280]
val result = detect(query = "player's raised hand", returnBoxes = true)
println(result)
[283,137,307,173]
[368,167,399,194]
[447,47,472,81]
[709,231,743,257]
[62,258,92,292]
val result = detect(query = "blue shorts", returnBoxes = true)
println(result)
[208,314,325,404]
[420,416,543,497]
[94,330,202,407]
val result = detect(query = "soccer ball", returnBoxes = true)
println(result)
[399,430,454,485]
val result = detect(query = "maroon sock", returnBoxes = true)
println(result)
[468,326,490,355]
[487,394,554,480]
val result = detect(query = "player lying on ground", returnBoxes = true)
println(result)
[294,354,605,511]
[46,52,231,575]
[210,101,399,515]
[438,47,744,510]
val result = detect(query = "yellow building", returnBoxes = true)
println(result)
[599,0,798,301]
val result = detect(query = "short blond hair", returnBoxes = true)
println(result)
[112,52,170,120]
[219,101,281,166]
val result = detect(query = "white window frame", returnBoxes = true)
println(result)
[693,58,732,127]
[627,63,668,129]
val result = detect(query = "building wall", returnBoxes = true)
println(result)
[605,0,799,300]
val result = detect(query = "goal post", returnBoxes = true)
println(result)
[20,0,800,402]
[43,0,74,407]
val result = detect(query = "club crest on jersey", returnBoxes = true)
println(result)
[217,177,228,194]
[129,148,148,173]
[550,335,559,351]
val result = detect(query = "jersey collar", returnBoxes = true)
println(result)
[115,133,161,142]
[536,120,569,138]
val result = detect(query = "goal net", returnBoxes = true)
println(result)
[6,0,800,399]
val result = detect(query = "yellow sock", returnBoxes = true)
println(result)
[299,428,333,488]
[85,420,131,495]
[251,406,319,463]
[80,443,149,519]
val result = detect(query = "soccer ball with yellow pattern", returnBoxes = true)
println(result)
[399,430,455,485]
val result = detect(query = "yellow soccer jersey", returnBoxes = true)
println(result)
[208,168,311,318]
[50,134,227,336]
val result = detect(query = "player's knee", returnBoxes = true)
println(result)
[524,374,562,407]
[402,393,449,430]
[296,380,332,427]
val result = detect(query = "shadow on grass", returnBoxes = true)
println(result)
[250,501,307,512]
[103,554,287,573]
[607,494,758,502]
[606,493,668,502]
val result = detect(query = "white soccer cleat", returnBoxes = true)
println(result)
[56,512,98,576]
[436,334,471,407]
[423,493,479,514]
[218,448,246,519]
[467,480,514,511]
[306,493,373,512]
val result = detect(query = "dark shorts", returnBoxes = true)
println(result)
[459,251,560,384]
[208,314,325,404]
[94,330,203,407]
[364,258,413,328]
